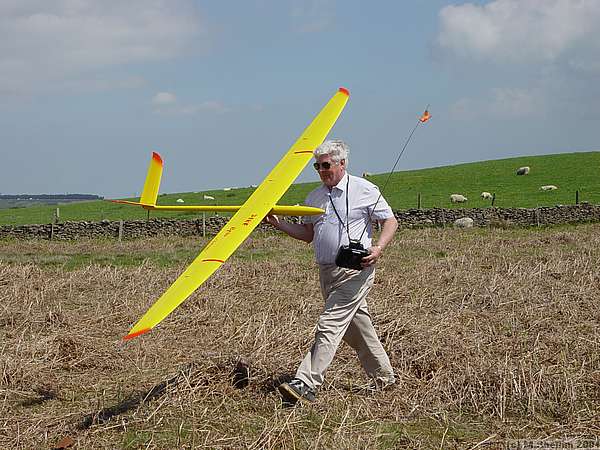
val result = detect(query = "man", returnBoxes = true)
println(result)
[264,139,398,405]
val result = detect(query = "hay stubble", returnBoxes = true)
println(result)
[1,226,599,448]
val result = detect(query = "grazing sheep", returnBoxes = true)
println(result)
[516,166,530,175]
[480,192,493,200]
[454,217,474,228]
[540,185,558,191]
[362,172,372,178]
[176,198,184,203]
[450,194,468,203]
[203,195,215,200]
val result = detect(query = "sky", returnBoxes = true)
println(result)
[1,0,599,198]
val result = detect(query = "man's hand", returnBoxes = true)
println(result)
[361,245,382,267]
[263,214,281,228]
[263,214,314,243]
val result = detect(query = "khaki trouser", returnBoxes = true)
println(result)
[295,264,394,390]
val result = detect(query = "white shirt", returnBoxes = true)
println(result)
[303,173,394,265]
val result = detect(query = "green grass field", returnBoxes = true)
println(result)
[1,151,598,226]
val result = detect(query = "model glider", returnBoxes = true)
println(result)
[111,152,325,216]
[122,87,350,340]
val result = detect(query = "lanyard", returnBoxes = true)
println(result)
[327,175,351,242]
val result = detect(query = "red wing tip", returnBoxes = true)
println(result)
[123,328,152,341]
[152,152,163,165]
[338,87,350,96]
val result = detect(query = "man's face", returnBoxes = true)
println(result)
[314,154,345,188]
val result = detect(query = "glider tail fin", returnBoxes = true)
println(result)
[140,152,163,206]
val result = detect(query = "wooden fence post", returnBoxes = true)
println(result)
[118,220,124,242]
[576,190,579,205]
[202,212,206,237]
[417,193,421,209]
[50,208,59,240]
[492,193,496,206]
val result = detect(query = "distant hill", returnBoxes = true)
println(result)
[0,194,104,214]
[0,194,102,201]
[0,151,598,226]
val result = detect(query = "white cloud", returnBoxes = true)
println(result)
[450,87,541,120]
[194,101,231,114]
[437,0,600,65]
[438,1,600,119]
[152,98,231,115]
[489,87,538,118]
[0,0,204,95]
[291,0,335,33]
[152,92,177,105]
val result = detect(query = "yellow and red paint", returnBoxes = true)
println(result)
[242,213,258,226]
[152,151,163,166]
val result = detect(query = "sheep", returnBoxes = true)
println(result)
[362,172,372,178]
[540,185,558,191]
[176,198,185,203]
[450,194,468,203]
[223,187,232,191]
[516,166,530,175]
[203,195,215,200]
[454,217,474,228]
[480,192,493,200]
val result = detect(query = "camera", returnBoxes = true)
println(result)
[335,240,369,271]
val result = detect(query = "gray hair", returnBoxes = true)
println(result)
[314,139,349,164]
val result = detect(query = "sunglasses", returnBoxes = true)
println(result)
[313,161,341,171]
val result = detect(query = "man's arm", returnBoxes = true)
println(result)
[361,216,398,267]
[264,215,314,243]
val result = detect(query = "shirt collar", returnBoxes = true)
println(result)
[330,172,349,193]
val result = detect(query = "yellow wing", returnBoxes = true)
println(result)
[110,200,324,216]
[124,87,349,339]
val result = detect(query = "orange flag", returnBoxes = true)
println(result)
[419,110,431,123]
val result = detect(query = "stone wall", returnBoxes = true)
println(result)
[395,204,600,228]
[1,204,599,240]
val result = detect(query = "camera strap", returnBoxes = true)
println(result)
[327,175,353,243]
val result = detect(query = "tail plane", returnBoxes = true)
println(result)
[110,152,324,216]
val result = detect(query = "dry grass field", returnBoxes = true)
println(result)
[1,224,600,449]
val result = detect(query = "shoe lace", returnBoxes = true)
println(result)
[289,379,305,389]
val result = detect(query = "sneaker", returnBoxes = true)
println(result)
[352,377,396,394]
[278,378,316,405]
